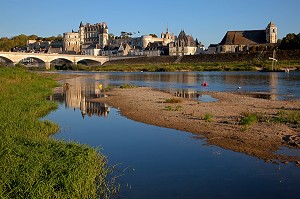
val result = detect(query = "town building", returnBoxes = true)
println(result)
[217,22,278,53]
[205,44,218,54]
[26,40,63,53]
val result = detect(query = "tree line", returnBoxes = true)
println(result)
[0,34,63,52]
[279,33,300,50]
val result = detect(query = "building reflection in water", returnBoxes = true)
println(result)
[49,77,110,118]
[171,89,218,102]
[269,72,278,100]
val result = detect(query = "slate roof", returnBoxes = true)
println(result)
[219,30,266,45]
[177,30,197,47]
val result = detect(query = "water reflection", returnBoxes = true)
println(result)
[57,71,300,100]
[49,77,110,118]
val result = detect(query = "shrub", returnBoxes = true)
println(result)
[239,113,258,126]
[203,113,213,122]
[165,98,182,103]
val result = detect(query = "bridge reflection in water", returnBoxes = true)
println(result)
[48,81,110,118]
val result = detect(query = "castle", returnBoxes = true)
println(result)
[63,22,177,56]
[63,21,108,54]
[63,22,206,56]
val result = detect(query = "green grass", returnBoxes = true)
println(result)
[203,113,213,122]
[164,105,182,111]
[0,67,116,198]
[273,110,300,128]
[239,112,258,126]
[85,62,258,72]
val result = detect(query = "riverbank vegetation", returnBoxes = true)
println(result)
[0,67,116,198]
[239,109,300,130]
[49,59,300,72]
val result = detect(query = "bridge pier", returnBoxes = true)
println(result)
[44,62,51,70]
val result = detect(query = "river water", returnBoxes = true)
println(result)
[44,71,300,198]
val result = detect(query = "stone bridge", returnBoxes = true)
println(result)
[0,52,134,69]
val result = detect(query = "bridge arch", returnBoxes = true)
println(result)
[49,57,73,63]
[77,59,101,66]
[17,56,47,68]
[0,55,14,66]
[51,58,74,70]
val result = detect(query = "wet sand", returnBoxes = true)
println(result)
[92,87,300,164]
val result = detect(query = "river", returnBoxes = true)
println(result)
[44,71,300,198]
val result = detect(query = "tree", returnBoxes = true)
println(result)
[55,34,63,41]
[279,33,300,50]
[28,34,38,40]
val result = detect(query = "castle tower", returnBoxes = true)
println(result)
[99,22,108,48]
[266,22,277,44]
[63,32,80,53]
[161,25,175,45]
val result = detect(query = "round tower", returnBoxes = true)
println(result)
[266,22,277,44]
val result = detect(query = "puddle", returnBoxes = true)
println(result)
[169,89,218,102]
[276,147,300,159]
[197,94,218,102]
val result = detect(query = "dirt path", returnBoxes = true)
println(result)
[91,87,300,164]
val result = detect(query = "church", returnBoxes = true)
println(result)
[217,22,277,53]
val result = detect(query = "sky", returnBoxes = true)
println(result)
[1,0,300,47]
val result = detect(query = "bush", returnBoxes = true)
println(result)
[203,113,213,122]
[239,113,258,126]
[165,98,183,103]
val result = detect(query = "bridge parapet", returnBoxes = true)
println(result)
[0,52,111,69]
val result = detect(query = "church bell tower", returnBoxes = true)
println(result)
[266,22,277,44]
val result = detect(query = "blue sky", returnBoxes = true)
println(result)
[1,0,300,46]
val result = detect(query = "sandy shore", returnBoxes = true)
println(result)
[91,87,300,164]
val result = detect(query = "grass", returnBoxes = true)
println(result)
[203,113,213,122]
[165,105,182,111]
[238,110,300,131]
[273,110,300,128]
[78,62,258,72]
[0,67,116,198]
[165,98,183,103]
[239,112,258,126]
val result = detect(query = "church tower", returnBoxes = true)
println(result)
[266,22,277,44]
